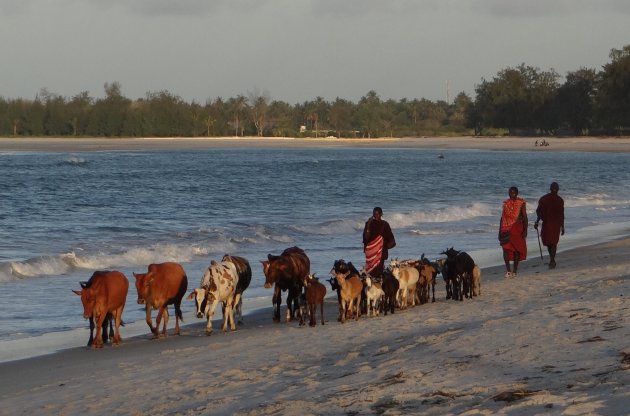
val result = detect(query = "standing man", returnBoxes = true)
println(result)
[534,182,565,269]
[499,186,528,278]
[363,207,396,278]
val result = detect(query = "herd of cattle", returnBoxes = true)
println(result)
[73,246,482,348]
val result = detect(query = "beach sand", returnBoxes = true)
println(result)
[1,135,630,153]
[0,237,628,415]
[1,136,628,415]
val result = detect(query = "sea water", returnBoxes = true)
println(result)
[1,147,629,361]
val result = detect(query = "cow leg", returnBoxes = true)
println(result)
[272,286,282,323]
[174,300,182,336]
[93,313,105,348]
[206,300,219,335]
[223,298,236,332]
[145,306,157,338]
[162,307,170,337]
[88,317,95,346]
[286,287,298,323]
[154,307,163,338]
[233,293,243,324]
[106,314,114,343]
[113,307,123,345]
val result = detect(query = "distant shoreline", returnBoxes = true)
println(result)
[1,136,630,152]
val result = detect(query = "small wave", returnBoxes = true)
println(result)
[1,241,239,282]
[59,156,88,166]
[409,227,490,236]
[388,202,495,228]
[289,219,363,236]
[564,193,630,209]
[3,256,74,281]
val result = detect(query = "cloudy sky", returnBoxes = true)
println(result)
[1,0,629,104]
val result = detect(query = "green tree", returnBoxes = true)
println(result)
[267,100,294,136]
[227,95,248,136]
[555,68,597,135]
[594,45,630,133]
[328,97,354,137]
[248,90,270,137]
[471,64,559,135]
[67,91,93,136]
[355,90,382,138]
[86,82,130,136]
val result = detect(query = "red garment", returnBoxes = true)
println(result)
[536,193,564,246]
[501,221,527,261]
[500,197,527,260]
[364,235,384,274]
[363,217,395,277]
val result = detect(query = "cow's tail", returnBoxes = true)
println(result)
[175,303,184,322]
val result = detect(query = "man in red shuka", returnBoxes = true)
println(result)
[499,186,528,278]
[534,182,565,269]
[363,207,396,278]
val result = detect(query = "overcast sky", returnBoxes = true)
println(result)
[1,0,630,104]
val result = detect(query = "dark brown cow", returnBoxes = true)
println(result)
[133,262,188,338]
[73,270,128,348]
[261,246,310,323]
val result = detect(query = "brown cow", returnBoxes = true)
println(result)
[261,246,310,323]
[79,279,114,346]
[303,273,327,327]
[133,262,188,338]
[73,270,128,348]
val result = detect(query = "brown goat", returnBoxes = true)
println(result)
[335,271,362,323]
[303,274,327,326]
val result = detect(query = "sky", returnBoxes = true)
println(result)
[1,0,630,105]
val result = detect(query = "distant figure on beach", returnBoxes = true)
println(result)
[363,207,396,278]
[534,182,565,269]
[499,186,528,278]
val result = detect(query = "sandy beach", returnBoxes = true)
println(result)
[1,135,630,153]
[0,236,628,415]
[1,136,628,415]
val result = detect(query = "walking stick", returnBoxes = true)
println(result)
[536,227,544,262]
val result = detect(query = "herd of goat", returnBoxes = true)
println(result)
[305,247,482,327]
[74,247,482,348]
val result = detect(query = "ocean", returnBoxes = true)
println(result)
[1,147,629,361]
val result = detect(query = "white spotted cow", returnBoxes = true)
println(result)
[187,260,239,335]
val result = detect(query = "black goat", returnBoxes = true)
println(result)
[441,247,476,301]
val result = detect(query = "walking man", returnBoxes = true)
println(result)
[534,182,565,269]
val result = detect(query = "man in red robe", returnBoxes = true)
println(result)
[534,182,565,269]
[363,207,396,278]
[499,186,528,278]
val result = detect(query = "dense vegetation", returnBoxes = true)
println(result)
[1,45,629,138]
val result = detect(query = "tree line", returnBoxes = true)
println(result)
[1,45,629,138]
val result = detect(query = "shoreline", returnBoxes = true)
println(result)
[1,236,628,414]
[2,135,630,153]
